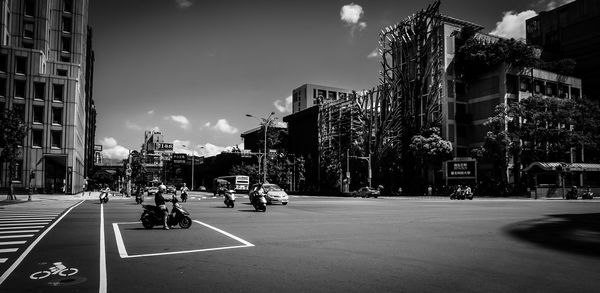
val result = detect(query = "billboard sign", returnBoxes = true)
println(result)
[154,142,173,151]
[446,159,477,179]
[172,153,187,164]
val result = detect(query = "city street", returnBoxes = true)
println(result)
[0,194,599,292]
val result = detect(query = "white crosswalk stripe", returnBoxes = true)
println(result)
[0,208,63,274]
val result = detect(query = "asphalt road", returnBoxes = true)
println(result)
[0,194,599,292]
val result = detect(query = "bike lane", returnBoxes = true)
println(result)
[0,200,100,293]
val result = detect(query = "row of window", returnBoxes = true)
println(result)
[2,102,63,125]
[31,129,62,148]
[0,78,64,100]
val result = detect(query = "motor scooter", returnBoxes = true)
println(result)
[251,192,267,212]
[135,193,144,204]
[224,189,235,208]
[582,190,594,200]
[99,191,109,204]
[140,196,192,229]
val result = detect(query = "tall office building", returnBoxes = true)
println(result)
[0,0,94,194]
[526,0,600,99]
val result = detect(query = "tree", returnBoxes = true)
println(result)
[409,127,453,187]
[478,96,600,191]
[129,150,147,194]
[0,109,27,200]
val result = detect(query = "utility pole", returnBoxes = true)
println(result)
[246,112,277,183]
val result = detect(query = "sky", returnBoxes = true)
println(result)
[88,0,574,160]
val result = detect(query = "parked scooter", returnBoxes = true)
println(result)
[251,192,267,212]
[140,196,192,229]
[224,189,236,208]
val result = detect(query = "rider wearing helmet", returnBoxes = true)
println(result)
[155,184,169,229]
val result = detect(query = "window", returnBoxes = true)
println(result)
[534,80,544,94]
[447,80,455,98]
[15,80,26,98]
[519,78,531,92]
[60,54,71,62]
[62,16,72,33]
[52,107,62,125]
[327,91,336,100]
[455,82,467,102]
[546,83,557,96]
[13,103,26,121]
[506,74,518,94]
[63,0,73,13]
[34,82,45,100]
[16,56,27,74]
[0,78,5,96]
[0,54,7,72]
[51,131,61,148]
[61,36,71,52]
[32,129,43,147]
[57,69,67,76]
[33,105,44,123]
[53,84,64,101]
[24,21,34,38]
[571,87,580,99]
[24,0,36,16]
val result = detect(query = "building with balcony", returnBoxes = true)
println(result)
[0,0,94,194]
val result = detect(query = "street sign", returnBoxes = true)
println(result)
[172,153,187,164]
[94,144,103,151]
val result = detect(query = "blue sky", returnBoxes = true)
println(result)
[88,0,573,160]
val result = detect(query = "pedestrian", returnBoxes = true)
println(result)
[427,185,433,196]
[180,183,189,202]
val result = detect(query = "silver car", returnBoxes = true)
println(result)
[262,184,289,205]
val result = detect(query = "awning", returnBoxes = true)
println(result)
[522,162,600,172]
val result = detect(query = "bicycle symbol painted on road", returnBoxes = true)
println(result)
[30,262,79,280]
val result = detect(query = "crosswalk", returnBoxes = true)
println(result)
[0,209,61,267]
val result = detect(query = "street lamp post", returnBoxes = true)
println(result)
[183,145,203,191]
[246,112,277,183]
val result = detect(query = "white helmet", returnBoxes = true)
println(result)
[159,184,166,192]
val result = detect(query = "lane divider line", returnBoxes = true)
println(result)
[99,203,107,293]
[0,199,85,286]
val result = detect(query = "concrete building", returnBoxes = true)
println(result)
[526,0,600,100]
[0,0,94,194]
[292,84,352,114]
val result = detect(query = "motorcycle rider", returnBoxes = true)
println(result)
[180,183,189,202]
[99,184,110,202]
[155,184,170,230]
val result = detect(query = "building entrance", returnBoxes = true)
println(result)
[44,155,67,194]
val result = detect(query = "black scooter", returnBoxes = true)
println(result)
[140,196,192,229]
[250,193,267,212]
[135,193,144,204]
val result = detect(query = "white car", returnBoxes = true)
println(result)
[262,184,289,205]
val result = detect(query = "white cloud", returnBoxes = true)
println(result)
[367,48,379,59]
[172,140,245,158]
[274,95,292,113]
[534,0,574,10]
[175,0,193,8]
[125,121,143,131]
[210,119,239,134]
[147,110,155,115]
[490,10,537,40]
[165,115,190,129]
[340,3,367,35]
[100,137,129,160]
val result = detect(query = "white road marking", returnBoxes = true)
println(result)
[0,258,6,263]
[0,226,44,230]
[0,248,18,253]
[0,235,34,239]
[0,230,39,234]
[0,241,26,246]
[99,203,107,293]
[0,222,52,226]
[112,220,254,259]
[0,200,85,286]
[0,217,55,221]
